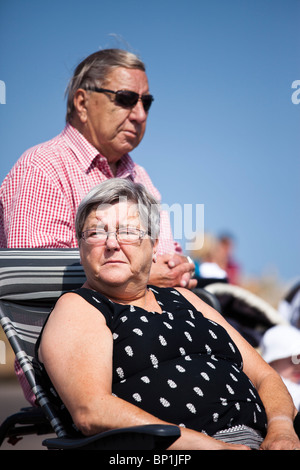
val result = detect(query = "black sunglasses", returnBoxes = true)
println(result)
[85,86,154,112]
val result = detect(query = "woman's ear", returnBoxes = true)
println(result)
[152,239,159,263]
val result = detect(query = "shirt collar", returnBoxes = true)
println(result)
[62,123,136,179]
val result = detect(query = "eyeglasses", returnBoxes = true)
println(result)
[81,227,147,245]
[85,86,154,112]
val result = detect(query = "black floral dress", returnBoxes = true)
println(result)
[34,286,267,439]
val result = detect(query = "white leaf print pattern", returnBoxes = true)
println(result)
[159,335,167,346]
[150,354,159,368]
[160,397,170,407]
[188,310,195,319]
[226,384,235,395]
[140,316,148,322]
[207,362,216,369]
[193,387,204,397]
[116,367,124,379]
[149,287,159,294]
[186,403,196,414]
[171,290,180,296]
[141,376,150,383]
[184,331,192,342]
[133,393,142,402]
[125,346,133,356]
[133,328,143,336]
[200,372,210,381]
[167,379,177,388]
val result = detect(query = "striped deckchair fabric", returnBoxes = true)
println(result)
[0,248,84,302]
[0,249,84,440]
[0,249,180,449]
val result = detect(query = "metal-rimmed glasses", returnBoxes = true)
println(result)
[81,227,147,245]
[84,86,154,112]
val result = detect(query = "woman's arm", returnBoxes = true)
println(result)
[38,292,249,450]
[176,288,300,450]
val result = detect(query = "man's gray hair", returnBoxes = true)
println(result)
[65,49,146,122]
[75,178,160,244]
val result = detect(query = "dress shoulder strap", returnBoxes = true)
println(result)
[73,287,115,326]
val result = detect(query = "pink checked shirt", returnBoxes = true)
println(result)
[0,123,180,255]
[0,124,181,405]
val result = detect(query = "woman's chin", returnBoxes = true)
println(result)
[97,266,131,286]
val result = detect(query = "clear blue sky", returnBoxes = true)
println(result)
[0,0,299,282]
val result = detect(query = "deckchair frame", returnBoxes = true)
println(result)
[0,248,180,450]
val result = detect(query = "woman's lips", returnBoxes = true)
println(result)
[104,260,126,264]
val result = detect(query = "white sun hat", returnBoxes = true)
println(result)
[260,324,300,364]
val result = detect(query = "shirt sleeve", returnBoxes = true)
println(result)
[1,165,75,248]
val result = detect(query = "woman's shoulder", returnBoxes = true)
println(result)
[51,289,101,317]
[164,286,215,318]
[148,285,202,312]
[60,287,108,304]
[46,289,111,334]
[149,285,199,303]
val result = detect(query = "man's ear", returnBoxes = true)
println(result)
[73,89,89,123]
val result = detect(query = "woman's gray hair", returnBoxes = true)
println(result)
[75,178,160,244]
[65,49,146,122]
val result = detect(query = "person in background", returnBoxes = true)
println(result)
[278,283,300,329]
[260,325,300,411]
[214,233,241,285]
[189,232,228,288]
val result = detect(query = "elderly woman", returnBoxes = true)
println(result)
[34,179,300,450]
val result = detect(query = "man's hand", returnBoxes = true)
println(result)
[149,253,197,289]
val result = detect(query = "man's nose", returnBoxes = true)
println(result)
[129,99,148,123]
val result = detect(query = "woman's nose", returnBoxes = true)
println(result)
[105,232,120,250]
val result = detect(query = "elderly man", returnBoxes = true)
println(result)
[0,49,196,406]
[0,49,195,289]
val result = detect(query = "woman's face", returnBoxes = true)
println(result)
[79,201,157,293]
